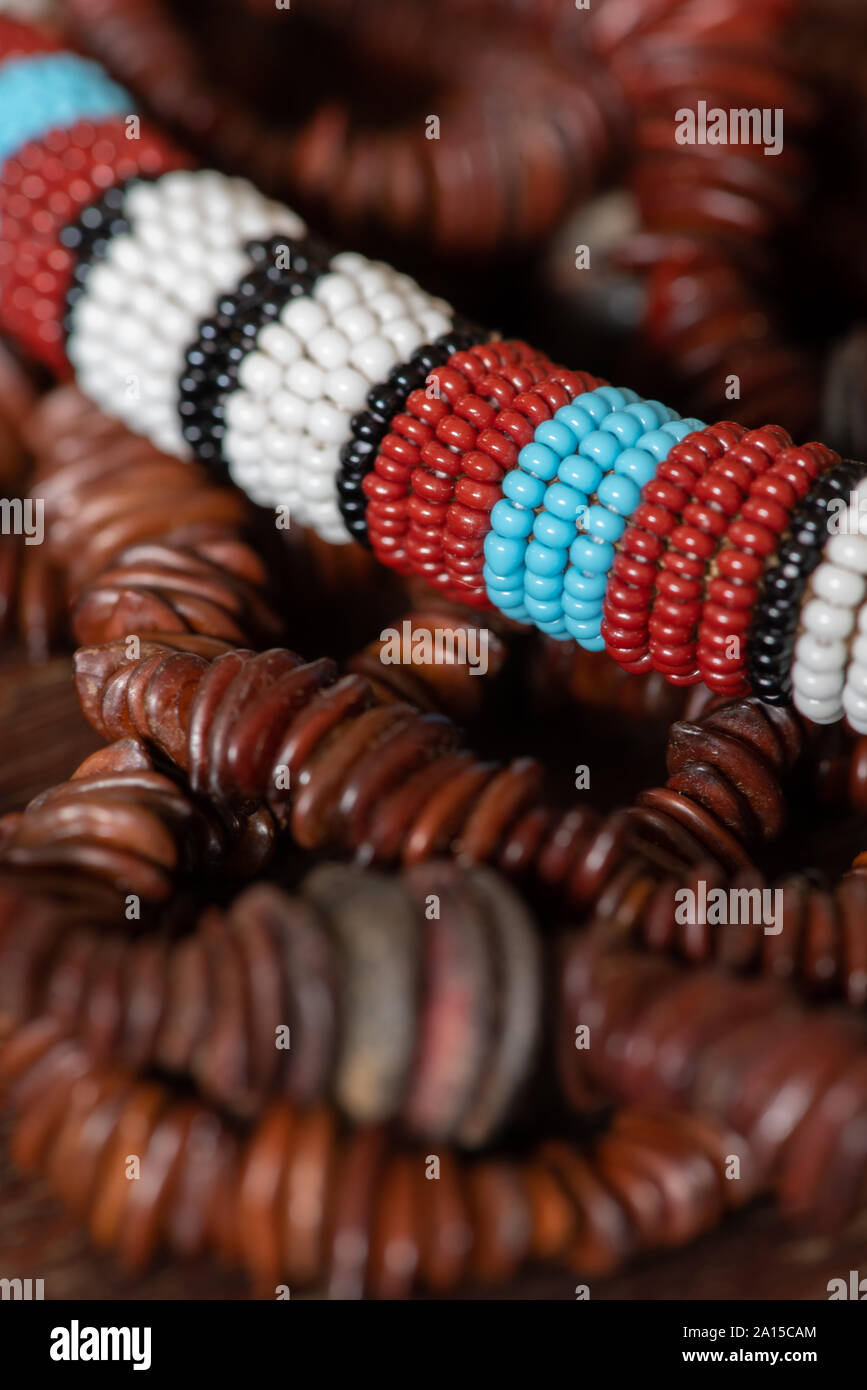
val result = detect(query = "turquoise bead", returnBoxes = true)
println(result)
[484,534,526,570]
[663,417,704,440]
[637,428,681,462]
[558,454,600,494]
[502,469,546,508]
[543,481,584,520]
[535,419,576,457]
[483,563,524,593]
[535,616,568,635]
[584,505,625,543]
[644,400,679,423]
[564,568,606,600]
[524,571,564,599]
[490,498,533,537]
[526,540,567,577]
[564,614,605,641]
[492,590,530,614]
[562,594,602,621]
[625,401,665,432]
[553,403,595,440]
[525,596,565,624]
[594,386,628,412]
[574,391,615,424]
[569,535,615,573]
[597,472,641,516]
[601,412,643,448]
[517,441,561,481]
[532,511,575,548]
[578,430,620,470]
[613,447,656,488]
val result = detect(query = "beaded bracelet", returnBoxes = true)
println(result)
[1,21,867,722]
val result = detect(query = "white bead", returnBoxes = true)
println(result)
[336,304,379,344]
[330,251,366,275]
[418,309,451,339]
[792,692,843,724]
[225,391,267,434]
[369,291,408,323]
[300,467,339,501]
[172,275,217,315]
[85,261,128,307]
[802,597,856,641]
[306,327,350,370]
[842,687,867,732]
[262,426,301,460]
[280,297,328,339]
[382,316,425,357]
[124,180,164,223]
[73,296,113,336]
[207,249,249,290]
[844,662,867,697]
[790,663,843,700]
[851,634,867,666]
[165,202,202,239]
[826,532,867,574]
[258,322,302,367]
[238,351,282,398]
[811,563,866,608]
[223,430,261,465]
[306,400,349,443]
[285,359,325,401]
[136,219,173,256]
[350,335,397,380]
[270,390,309,431]
[313,273,359,314]
[104,234,148,277]
[159,170,202,203]
[324,366,368,409]
[354,267,391,299]
[145,339,183,374]
[793,631,849,672]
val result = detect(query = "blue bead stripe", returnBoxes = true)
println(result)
[0,53,131,167]
[562,416,704,647]
[482,386,705,646]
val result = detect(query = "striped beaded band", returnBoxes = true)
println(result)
[363,340,554,587]
[484,389,702,644]
[65,169,307,458]
[747,459,867,705]
[2,129,184,372]
[337,321,489,548]
[249,248,455,543]
[696,444,840,696]
[178,232,332,472]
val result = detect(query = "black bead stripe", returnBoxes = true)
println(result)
[178,233,333,466]
[60,177,150,337]
[337,321,490,547]
[747,459,867,704]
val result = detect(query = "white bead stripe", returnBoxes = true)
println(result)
[67,170,305,459]
[793,477,867,725]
